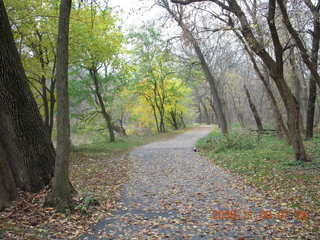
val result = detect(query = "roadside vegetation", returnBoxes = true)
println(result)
[197,127,320,231]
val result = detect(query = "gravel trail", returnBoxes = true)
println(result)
[81,127,310,240]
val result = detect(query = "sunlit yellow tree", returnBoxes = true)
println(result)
[129,27,191,132]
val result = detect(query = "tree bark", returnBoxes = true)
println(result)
[289,48,306,133]
[90,69,115,142]
[306,78,317,139]
[46,0,73,211]
[189,35,228,134]
[0,139,17,210]
[244,85,264,132]
[306,1,320,138]
[0,0,56,208]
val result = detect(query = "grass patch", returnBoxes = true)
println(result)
[197,130,320,209]
[73,128,189,155]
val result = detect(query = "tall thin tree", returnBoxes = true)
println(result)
[46,0,73,210]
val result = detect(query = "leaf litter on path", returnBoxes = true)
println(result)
[81,127,320,239]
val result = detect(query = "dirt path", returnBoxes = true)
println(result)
[81,127,311,239]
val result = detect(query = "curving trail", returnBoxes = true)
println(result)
[81,127,310,240]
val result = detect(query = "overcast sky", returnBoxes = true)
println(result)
[108,0,162,29]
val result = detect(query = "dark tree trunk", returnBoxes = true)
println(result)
[306,3,320,138]
[306,79,317,139]
[41,75,50,131]
[152,82,166,133]
[0,0,55,208]
[49,78,56,137]
[90,69,115,142]
[159,113,166,133]
[169,111,179,130]
[46,0,73,211]
[191,40,228,134]
[244,85,264,132]
[151,101,160,133]
[290,48,306,133]
[0,140,17,210]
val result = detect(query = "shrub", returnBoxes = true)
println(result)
[197,131,258,153]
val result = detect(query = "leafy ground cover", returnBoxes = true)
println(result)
[0,129,187,240]
[196,128,320,234]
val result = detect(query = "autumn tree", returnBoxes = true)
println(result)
[157,0,229,134]
[170,0,309,161]
[130,28,187,133]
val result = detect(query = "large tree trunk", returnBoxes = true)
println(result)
[284,90,309,161]
[0,0,55,208]
[244,85,264,132]
[46,0,73,211]
[0,140,17,210]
